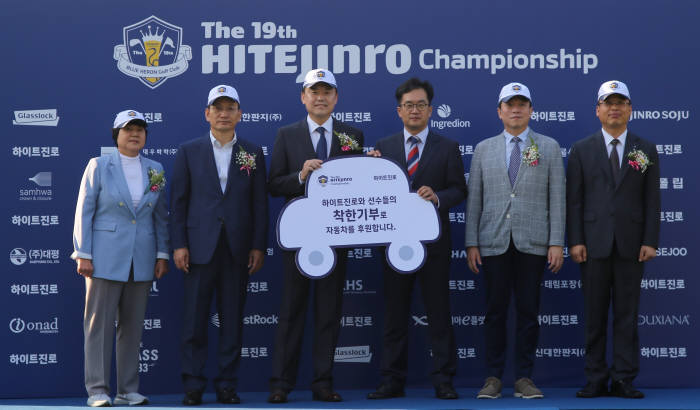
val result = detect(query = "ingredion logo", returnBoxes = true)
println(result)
[430,103,471,129]
[13,110,59,126]
[114,16,192,89]
[437,104,451,118]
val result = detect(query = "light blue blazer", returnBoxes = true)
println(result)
[71,150,169,282]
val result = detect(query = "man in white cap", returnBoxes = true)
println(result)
[267,69,364,403]
[466,82,565,399]
[567,81,660,399]
[170,85,268,405]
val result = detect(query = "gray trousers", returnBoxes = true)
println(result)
[84,275,150,395]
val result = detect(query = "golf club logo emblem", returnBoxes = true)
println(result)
[114,16,192,89]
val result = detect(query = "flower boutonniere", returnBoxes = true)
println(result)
[627,148,652,173]
[235,146,257,176]
[522,136,540,167]
[145,168,166,193]
[334,131,360,152]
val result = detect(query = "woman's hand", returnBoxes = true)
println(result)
[154,259,169,279]
[76,258,94,277]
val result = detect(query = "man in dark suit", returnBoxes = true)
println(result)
[267,69,364,403]
[366,78,467,400]
[170,85,268,405]
[567,80,660,399]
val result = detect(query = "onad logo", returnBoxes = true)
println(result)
[412,315,428,326]
[13,109,59,126]
[334,345,372,363]
[437,104,451,118]
[318,175,328,186]
[9,318,25,333]
[114,16,192,89]
[10,248,27,265]
[9,317,59,334]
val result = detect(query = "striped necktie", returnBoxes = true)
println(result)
[407,136,420,181]
[508,136,521,187]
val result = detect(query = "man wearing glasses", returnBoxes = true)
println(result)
[567,81,660,399]
[171,85,268,405]
[367,77,466,400]
[466,83,565,400]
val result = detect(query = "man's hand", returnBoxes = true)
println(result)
[467,247,482,274]
[248,249,264,275]
[174,247,190,273]
[547,245,564,273]
[76,258,94,277]
[570,244,587,264]
[639,245,656,262]
[154,259,169,279]
[417,186,438,205]
[299,159,324,182]
[366,149,382,157]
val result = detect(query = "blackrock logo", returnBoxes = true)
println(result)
[334,346,372,363]
[13,109,59,126]
[638,314,690,326]
[20,172,52,201]
[430,103,471,130]
[243,314,279,325]
[10,248,27,265]
[114,16,192,89]
[9,317,59,334]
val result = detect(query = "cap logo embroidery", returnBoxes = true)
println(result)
[610,82,618,89]
[218,86,226,93]
[317,71,325,78]
[512,85,521,91]
[128,111,137,117]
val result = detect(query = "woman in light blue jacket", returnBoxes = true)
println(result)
[71,110,169,407]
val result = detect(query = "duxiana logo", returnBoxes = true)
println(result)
[10,248,27,265]
[334,346,372,363]
[13,109,59,126]
[114,16,192,89]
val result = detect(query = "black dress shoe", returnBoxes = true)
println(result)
[367,383,405,399]
[610,380,644,399]
[267,389,288,404]
[576,382,608,398]
[182,390,203,406]
[312,388,342,402]
[216,388,241,404]
[435,383,458,399]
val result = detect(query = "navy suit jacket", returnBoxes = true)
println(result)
[566,130,660,259]
[170,135,268,264]
[268,118,364,201]
[375,130,467,250]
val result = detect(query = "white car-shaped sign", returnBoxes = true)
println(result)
[277,156,441,278]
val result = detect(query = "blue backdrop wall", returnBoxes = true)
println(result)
[2,0,697,398]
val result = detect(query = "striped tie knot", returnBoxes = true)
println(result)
[406,136,420,179]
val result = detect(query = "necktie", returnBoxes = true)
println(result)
[610,138,621,184]
[508,136,521,187]
[316,127,327,161]
[406,136,420,181]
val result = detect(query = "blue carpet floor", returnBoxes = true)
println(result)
[1,388,698,409]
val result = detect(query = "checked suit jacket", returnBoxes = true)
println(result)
[465,129,565,257]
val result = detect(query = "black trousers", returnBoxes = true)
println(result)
[580,244,643,386]
[378,246,456,388]
[481,240,546,380]
[269,250,347,393]
[181,229,249,392]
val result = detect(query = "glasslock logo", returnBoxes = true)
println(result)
[13,109,59,126]
[334,346,372,363]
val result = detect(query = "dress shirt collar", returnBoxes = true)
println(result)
[209,131,237,148]
[403,126,429,144]
[601,128,627,148]
[307,115,333,136]
[504,127,530,145]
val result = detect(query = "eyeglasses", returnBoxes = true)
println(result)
[598,100,631,107]
[400,102,429,112]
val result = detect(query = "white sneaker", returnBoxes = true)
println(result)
[114,392,148,405]
[87,393,112,407]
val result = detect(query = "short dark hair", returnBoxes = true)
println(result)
[395,77,434,104]
[112,121,148,147]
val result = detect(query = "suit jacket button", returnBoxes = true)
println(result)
[119,202,124,207]
[147,202,152,207]
[510,193,516,198]
[506,213,511,219]
[131,219,136,224]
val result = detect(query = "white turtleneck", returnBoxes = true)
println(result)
[119,152,143,208]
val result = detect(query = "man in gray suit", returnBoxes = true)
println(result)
[465,83,565,399]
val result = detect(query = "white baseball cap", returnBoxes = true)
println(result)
[207,84,240,106]
[598,80,630,101]
[113,110,146,128]
[498,82,532,104]
[302,68,337,89]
